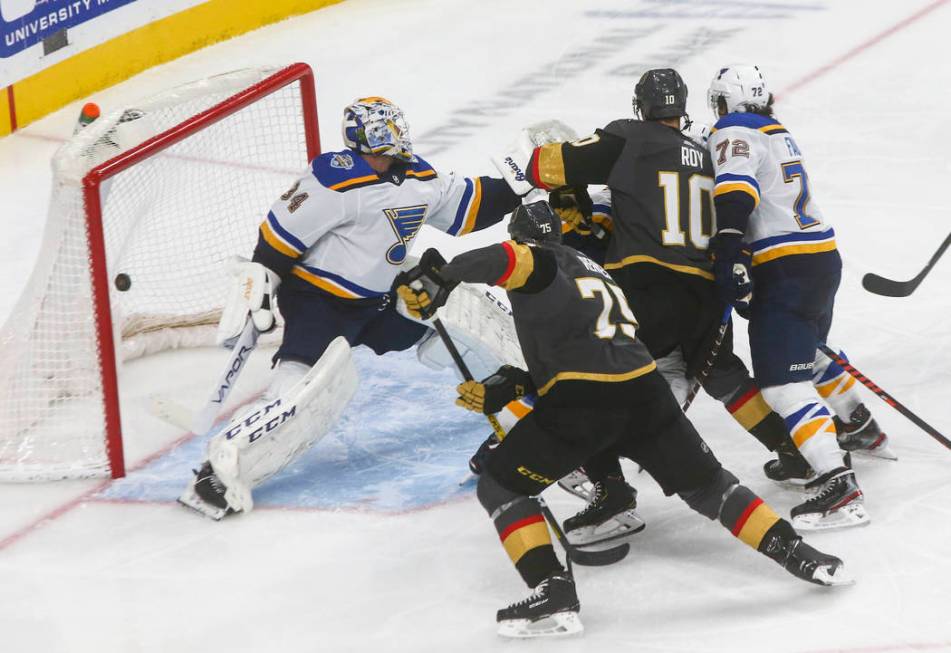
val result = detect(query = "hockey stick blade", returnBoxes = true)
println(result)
[540,501,630,567]
[569,542,631,566]
[862,232,951,297]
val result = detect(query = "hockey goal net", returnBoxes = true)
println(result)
[0,64,320,481]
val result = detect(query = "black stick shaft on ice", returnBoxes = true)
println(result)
[819,345,950,450]
[862,232,951,297]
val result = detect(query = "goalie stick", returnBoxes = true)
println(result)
[862,232,951,297]
[190,318,259,435]
[818,345,950,451]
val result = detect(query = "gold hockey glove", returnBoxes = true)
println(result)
[456,365,534,415]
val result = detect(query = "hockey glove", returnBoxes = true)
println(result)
[393,248,458,320]
[549,186,594,236]
[710,229,753,316]
[456,365,534,415]
[216,258,281,347]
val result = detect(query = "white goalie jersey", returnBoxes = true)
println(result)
[259,149,491,299]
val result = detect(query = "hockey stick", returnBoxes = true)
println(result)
[818,344,950,451]
[862,232,951,297]
[190,318,260,435]
[538,498,630,568]
[431,318,508,441]
[682,306,732,412]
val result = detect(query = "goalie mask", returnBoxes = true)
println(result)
[708,64,770,119]
[633,68,688,121]
[342,96,416,162]
[508,201,562,244]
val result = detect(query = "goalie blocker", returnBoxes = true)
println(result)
[179,336,358,519]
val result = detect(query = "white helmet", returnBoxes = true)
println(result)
[708,64,770,119]
[342,96,416,162]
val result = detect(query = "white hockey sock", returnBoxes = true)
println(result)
[761,382,846,475]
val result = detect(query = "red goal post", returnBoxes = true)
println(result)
[0,63,320,481]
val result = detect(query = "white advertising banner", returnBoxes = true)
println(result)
[1,0,207,86]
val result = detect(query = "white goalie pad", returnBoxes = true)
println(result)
[403,282,527,380]
[205,336,358,513]
[491,119,580,195]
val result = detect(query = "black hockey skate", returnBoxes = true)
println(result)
[557,468,595,502]
[177,461,235,521]
[834,404,896,460]
[468,432,500,475]
[763,440,814,487]
[791,466,868,531]
[496,572,582,638]
[563,476,645,549]
[760,529,853,586]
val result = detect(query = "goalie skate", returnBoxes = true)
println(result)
[496,572,583,639]
[178,462,233,521]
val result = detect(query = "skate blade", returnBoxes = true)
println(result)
[850,442,898,461]
[178,483,230,521]
[813,563,855,587]
[792,503,870,532]
[567,510,646,549]
[497,611,583,639]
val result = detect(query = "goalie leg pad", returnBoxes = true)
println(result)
[205,336,358,513]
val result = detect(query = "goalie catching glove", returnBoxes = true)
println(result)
[456,365,535,415]
[216,257,281,346]
[393,248,458,320]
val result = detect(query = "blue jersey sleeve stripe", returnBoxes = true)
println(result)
[267,211,307,253]
[592,203,612,216]
[448,178,475,236]
[713,112,779,131]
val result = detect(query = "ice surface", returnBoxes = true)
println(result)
[2,1,951,651]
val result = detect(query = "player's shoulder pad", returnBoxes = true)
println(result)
[310,149,385,192]
[403,155,438,182]
[602,118,638,138]
[711,113,788,136]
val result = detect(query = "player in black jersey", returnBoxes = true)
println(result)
[521,68,806,534]
[394,202,849,638]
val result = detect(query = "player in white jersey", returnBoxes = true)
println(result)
[707,65,891,530]
[180,97,523,519]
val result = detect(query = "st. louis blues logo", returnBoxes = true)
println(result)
[384,205,427,264]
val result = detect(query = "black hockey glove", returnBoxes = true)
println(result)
[393,248,458,320]
[456,365,534,415]
[548,186,594,236]
[710,229,753,317]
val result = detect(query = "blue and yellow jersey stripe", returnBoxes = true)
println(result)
[291,264,385,299]
[592,202,613,233]
[714,173,761,207]
[447,177,483,236]
[750,227,836,266]
[260,211,306,258]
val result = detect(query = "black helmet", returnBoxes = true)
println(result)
[508,201,561,244]
[633,68,688,120]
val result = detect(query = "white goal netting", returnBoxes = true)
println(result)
[0,65,317,481]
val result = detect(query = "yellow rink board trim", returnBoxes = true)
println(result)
[2,0,344,137]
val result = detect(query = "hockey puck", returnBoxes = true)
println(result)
[114,273,131,291]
